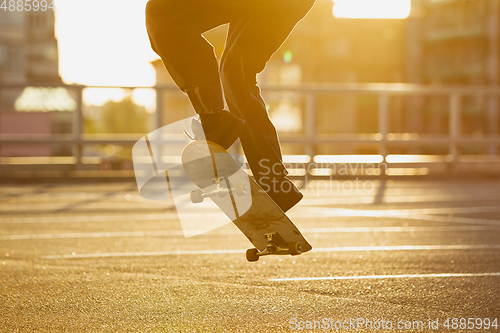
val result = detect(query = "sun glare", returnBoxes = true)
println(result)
[53,0,411,109]
[332,0,411,19]
[53,0,158,107]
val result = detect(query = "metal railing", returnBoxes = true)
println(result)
[1,82,500,176]
[273,83,500,172]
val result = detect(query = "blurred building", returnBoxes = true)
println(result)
[0,9,61,106]
[0,10,73,157]
[406,0,499,153]
[262,0,407,154]
[151,0,407,154]
[408,0,497,85]
[151,59,195,126]
[273,0,406,84]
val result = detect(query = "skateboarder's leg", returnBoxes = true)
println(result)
[220,0,315,211]
[146,0,229,113]
[146,0,246,148]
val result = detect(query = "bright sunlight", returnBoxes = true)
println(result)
[332,0,412,19]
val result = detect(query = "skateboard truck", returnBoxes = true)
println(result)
[246,232,302,262]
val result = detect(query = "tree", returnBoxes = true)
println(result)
[102,96,149,134]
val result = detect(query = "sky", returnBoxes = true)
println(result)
[332,0,411,19]
[53,0,411,108]
[54,0,156,87]
[53,0,158,108]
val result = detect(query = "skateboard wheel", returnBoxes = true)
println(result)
[234,182,248,196]
[190,190,204,203]
[289,242,302,256]
[246,248,259,262]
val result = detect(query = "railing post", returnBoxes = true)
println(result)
[487,95,498,155]
[449,93,461,172]
[155,87,163,130]
[305,91,317,177]
[487,0,499,155]
[0,84,2,157]
[378,93,389,165]
[73,86,84,170]
[154,87,164,162]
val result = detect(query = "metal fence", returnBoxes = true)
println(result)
[1,82,500,177]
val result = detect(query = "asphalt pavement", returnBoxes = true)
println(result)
[1,178,499,332]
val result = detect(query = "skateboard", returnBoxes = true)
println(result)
[181,140,312,262]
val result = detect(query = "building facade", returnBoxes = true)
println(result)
[0,9,65,157]
[406,0,499,154]
[0,9,61,107]
[151,0,407,154]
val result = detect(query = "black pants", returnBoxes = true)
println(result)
[146,0,315,181]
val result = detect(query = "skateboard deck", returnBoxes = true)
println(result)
[181,140,312,262]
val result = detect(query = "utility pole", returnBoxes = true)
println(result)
[487,0,499,155]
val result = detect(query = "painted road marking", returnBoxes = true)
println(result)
[299,193,500,206]
[2,206,500,224]
[42,244,500,259]
[313,245,500,252]
[293,207,500,226]
[43,249,244,259]
[0,214,177,224]
[3,226,500,240]
[0,194,493,212]
[270,272,500,282]
[0,202,173,212]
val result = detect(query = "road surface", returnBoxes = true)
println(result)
[1,179,499,332]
